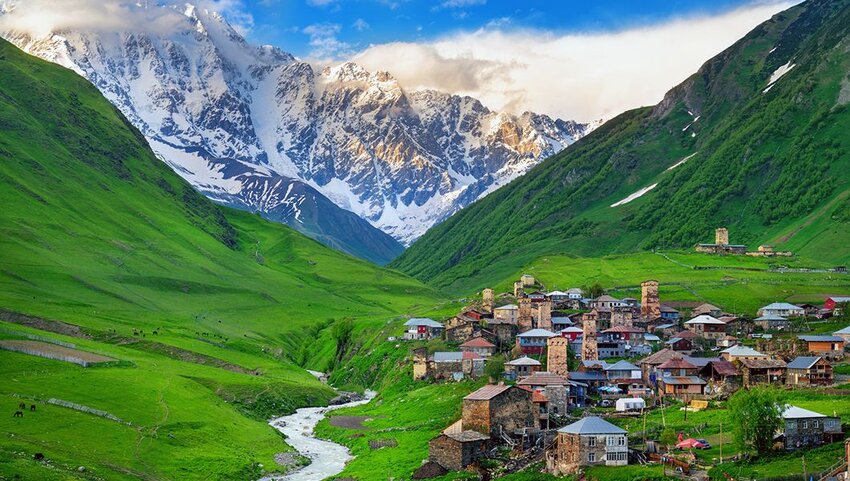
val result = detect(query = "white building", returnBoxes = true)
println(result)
[758,302,805,318]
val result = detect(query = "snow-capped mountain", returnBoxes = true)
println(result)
[2,2,593,250]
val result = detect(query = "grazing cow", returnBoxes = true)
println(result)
[33,453,44,460]
[18,402,25,410]
[30,404,36,412]
[13,411,23,417]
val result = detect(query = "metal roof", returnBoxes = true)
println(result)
[445,430,490,442]
[721,345,766,357]
[494,304,518,310]
[464,384,514,401]
[755,315,788,321]
[404,317,442,328]
[517,372,568,386]
[639,348,683,366]
[433,351,482,362]
[786,356,823,369]
[760,302,804,311]
[605,360,640,371]
[558,416,626,435]
[658,358,698,370]
[517,328,557,338]
[661,375,707,385]
[506,356,542,366]
[782,405,827,419]
[685,315,725,325]
[738,358,786,369]
[798,335,843,342]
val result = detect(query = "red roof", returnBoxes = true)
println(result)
[460,337,496,348]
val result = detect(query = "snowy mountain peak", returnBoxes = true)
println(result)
[1,1,594,248]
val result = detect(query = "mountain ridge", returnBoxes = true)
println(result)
[392,0,850,291]
[1,2,592,255]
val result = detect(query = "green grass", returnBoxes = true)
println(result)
[499,251,850,315]
[0,38,449,480]
[708,442,845,480]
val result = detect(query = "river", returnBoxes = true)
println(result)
[260,390,376,481]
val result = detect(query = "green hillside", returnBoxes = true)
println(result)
[0,38,445,480]
[392,0,850,291]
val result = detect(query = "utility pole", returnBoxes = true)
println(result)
[719,422,723,464]
[683,394,688,422]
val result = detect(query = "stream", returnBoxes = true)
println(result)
[260,390,376,481]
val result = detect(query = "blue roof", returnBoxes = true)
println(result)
[761,302,803,311]
[799,335,843,342]
[605,360,639,371]
[786,356,822,369]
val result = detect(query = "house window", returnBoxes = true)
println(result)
[802,420,808,429]
[813,420,819,428]
[588,452,596,462]
[618,436,626,446]
[588,437,596,447]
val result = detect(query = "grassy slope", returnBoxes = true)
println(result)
[0,38,446,480]
[392,0,850,291]
[499,251,850,314]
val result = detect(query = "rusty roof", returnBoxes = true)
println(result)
[706,360,739,376]
[638,348,683,366]
[460,337,496,348]
[464,384,513,401]
[444,430,490,442]
[517,371,568,386]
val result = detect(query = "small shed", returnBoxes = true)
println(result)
[615,397,646,412]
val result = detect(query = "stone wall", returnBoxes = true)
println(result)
[640,280,661,320]
[537,300,553,331]
[518,298,533,332]
[463,387,535,438]
[482,288,495,314]
[582,314,598,361]
[547,337,570,376]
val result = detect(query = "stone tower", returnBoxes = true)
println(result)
[715,227,729,245]
[581,312,598,361]
[482,288,495,314]
[518,297,533,332]
[536,300,553,331]
[547,336,569,376]
[640,280,661,320]
[514,281,525,298]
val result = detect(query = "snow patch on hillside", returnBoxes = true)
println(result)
[666,152,698,171]
[610,183,659,208]
[763,61,795,93]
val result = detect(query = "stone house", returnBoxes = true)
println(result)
[665,336,694,352]
[548,416,628,475]
[738,358,786,386]
[593,295,625,309]
[404,318,444,340]
[517,372,570,423]
[786,356,833,386]
[782,405,843,451]
[460,337,496,357]
[597,339,627,358]
[699,359,739,385]
[684,315,727,340]
[493,304,518,324]
[758,302,805,318]
[754,315,791,331]
[521,274,536,287]
[462,384,537,439]
[798,335,845,360]
[428,428,489,471]
[505,356,542,380]
[517,328,557,355]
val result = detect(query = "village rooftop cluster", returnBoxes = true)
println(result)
[400,273,850,478]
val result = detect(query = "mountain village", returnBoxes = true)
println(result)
[401,239,850,480]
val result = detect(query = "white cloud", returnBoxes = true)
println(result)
[439,0,486,8]
[303,22,353,60]
[353,1,797,121]
[0,0,254,38]
[352,18,370,32]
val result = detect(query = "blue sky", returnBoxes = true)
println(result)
[245,0,781,58]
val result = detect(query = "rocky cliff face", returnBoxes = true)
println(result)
[2,2,592,249]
